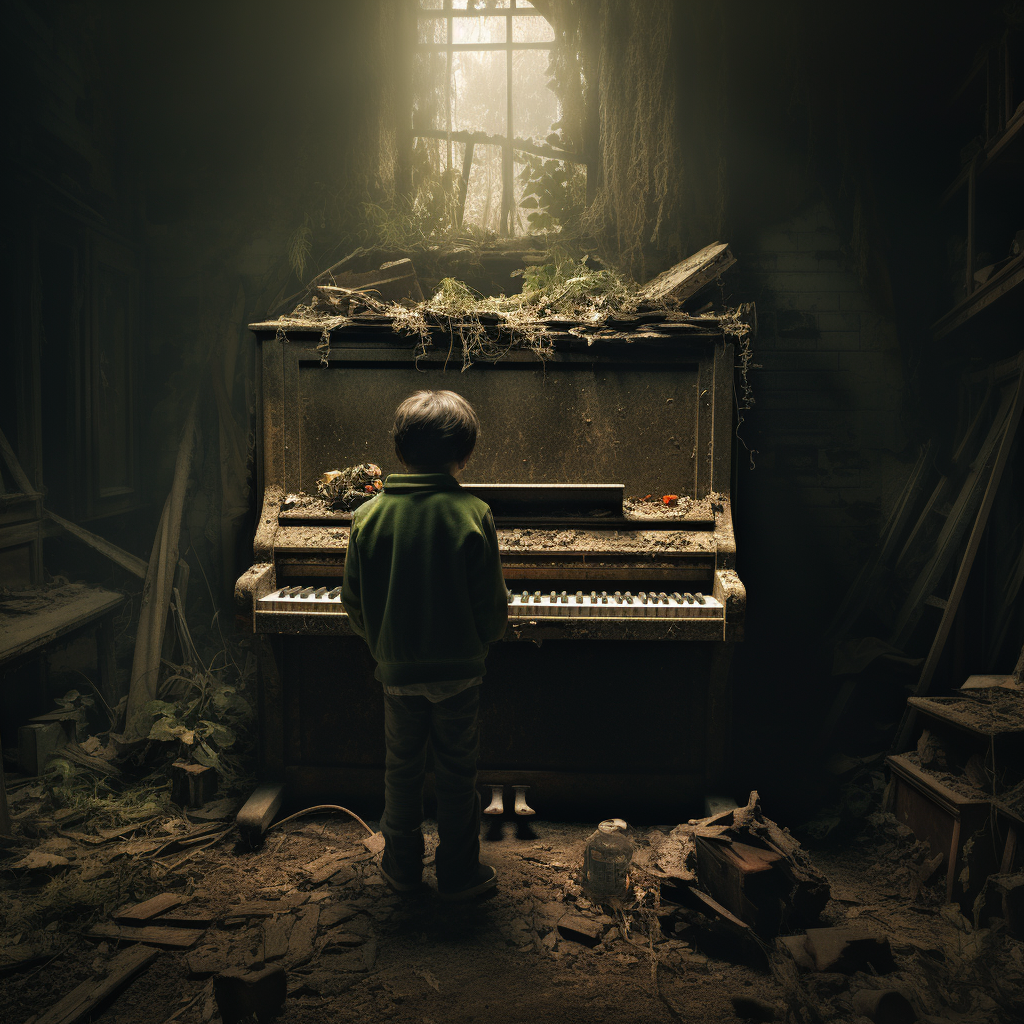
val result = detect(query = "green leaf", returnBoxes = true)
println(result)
[193,741,221,770]
[149,718,180,742]
[520,196,539,209]
[200,721,236,749]
[144,700,178,717]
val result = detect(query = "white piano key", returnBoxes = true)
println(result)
[259,587,724,621]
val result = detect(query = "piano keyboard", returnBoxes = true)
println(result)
[260,586,345,612]
[258,587,723,620]
[508,590,723,619]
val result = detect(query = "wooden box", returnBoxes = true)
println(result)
[886,753,996,908]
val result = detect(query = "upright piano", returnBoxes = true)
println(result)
[236,311,746,817]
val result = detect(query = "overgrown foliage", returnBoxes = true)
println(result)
[517,133,587,233]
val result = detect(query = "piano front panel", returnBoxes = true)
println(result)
[276,634,714,778]
[289,346,715,499]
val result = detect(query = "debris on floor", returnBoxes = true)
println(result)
[3,770,1024,1023]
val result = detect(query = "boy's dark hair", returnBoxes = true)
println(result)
[393,390,479,468]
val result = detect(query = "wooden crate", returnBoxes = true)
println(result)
[886,753,995,908]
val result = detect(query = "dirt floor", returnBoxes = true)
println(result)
[2,783,1023,1024]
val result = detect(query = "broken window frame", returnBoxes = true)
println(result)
[412,0,585,235]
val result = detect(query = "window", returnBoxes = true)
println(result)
[412,0,584,235]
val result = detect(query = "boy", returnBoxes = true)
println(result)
[341,390,509,899]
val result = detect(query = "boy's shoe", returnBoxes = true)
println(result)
[380,852,424,893]
[438,863,498,901]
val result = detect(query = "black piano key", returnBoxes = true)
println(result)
[298,587,315,598]
[638,592,647,603]
[534,590,542,601]
[658,592,667,603]
[695,592,706,605]
[613,591,622,603]
[560,591,568,603]
[670,592,682,602]
[601,591,609,604]
[327,587,342,599]
[313,587,327,598]
[684,592,695,604]
[522,590,529,601]
[575,591,583,603]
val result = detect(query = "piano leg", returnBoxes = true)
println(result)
[483,785,504,815]
[706,642,737,794]
[513,785,535,817]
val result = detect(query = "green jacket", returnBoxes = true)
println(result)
[341,473,509,686]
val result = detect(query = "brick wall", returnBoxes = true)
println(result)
[731,200,913,636]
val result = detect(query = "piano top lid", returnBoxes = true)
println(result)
[248,309,728,344]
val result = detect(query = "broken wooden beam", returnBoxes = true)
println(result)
[639,242,737,306]
[318,258,424,306]
[26,944,158,1024]
[86,922,205,949]
[44,510,148,580]
[119,399,198,744]
[113,893,184,925]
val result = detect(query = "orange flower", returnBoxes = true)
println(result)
[662,494,679,505]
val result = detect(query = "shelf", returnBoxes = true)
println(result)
[908,692,1024,739]
[941,105,1024,206]
[931,250,1024,341]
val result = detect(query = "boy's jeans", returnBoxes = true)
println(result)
[380,686,482,887]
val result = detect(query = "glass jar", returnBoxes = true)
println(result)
[583,818,632,897]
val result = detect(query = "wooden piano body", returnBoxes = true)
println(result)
[236,315,745,817]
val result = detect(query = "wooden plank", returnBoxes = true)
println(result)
[318,258,423,305]
[0,425,38,496]
[890,383,1016,648]
[931,251,1024,340]
[408,127,584,164]
[0,587,124,665]
[263,914,295,961]
[85,922,204,949]
[113,893,184,925]
[894,394,994,572]
[893,367,1024,752]
[680,884,752,932]
[638,243,737,305]
[44,510,147,579]
[26,943,158,1024]
[285,906,320,966]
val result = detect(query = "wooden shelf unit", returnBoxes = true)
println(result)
[931,29,1024,341]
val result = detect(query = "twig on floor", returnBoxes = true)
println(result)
[159,989,204,1024]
